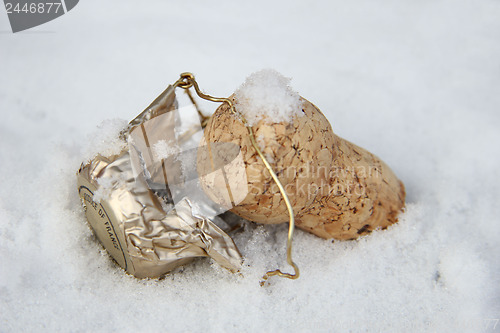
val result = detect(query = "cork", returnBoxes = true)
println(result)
[198,97,405,240]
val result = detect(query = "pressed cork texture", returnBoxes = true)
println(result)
[198,97,405,240]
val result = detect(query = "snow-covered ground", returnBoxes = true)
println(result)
[1,0,499,331]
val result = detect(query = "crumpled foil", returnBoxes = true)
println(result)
[77,85,242,278]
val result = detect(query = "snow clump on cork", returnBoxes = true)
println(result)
[234,69,302,126]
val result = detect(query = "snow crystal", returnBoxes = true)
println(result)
[82,118,128,162]
[234,69,302,126]
[93,173,128,203]
[152,139,179,160]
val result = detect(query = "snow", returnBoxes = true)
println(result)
[1,0,500,332]
[152,139,178,160]
[82,118,128,162]
[93,172,127,203]
[234,69,302,125]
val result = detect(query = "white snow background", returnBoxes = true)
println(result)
[1,0,499,332]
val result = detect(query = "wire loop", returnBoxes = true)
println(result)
[175,73,300,284]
